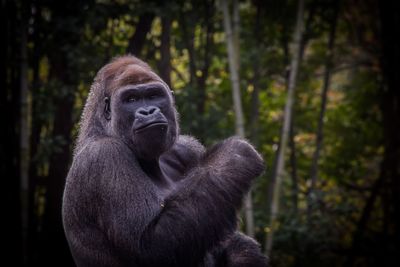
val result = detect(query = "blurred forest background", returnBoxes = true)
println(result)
[2,0,399,266]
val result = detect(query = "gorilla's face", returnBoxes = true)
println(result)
[107,81,177,160]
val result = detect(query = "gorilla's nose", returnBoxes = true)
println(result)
[137,106,159,117]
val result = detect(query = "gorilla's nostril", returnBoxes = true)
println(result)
[138,109,148,115]
[149,107,157,114]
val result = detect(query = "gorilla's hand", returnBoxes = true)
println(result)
[160,135,205,181]
[225,137,265,176]
[204,137,265,181]
[209,231,269,267]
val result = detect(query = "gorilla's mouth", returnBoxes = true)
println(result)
[134,121,168,133]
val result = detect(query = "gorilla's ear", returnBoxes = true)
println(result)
[104,97,111,120]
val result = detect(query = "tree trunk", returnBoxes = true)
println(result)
[284,37,300,215]
[127,13,155,57]
[43,85,75,267]
[307,2,339,221]
[159,17,172,87]
[180,1,215,140]
[179,11,197,86]
[289,121,299,214]
[221,0,255,237]
[43,54,75,264]
[2,0,22,264]
[249,73,260,145]
[249,0,262,145]
[232,0,240,72]
[28,3,43,263]
[106,19,116,62]
[265,0,305,256]
[377,0,400,262]
[196,0,214,117]
[19,8,30,265]
[248,0,263,238]
[39,7,80,266]
[344,175,383,267]
[265,0,315,222]
[221,0,245,150]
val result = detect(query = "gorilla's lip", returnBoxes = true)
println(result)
[134,121,168,133]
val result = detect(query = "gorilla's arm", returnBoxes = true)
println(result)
[161,136,268,267]
[63,140,129,266]
[66,137,263,266]
[139,137,265,266]
[209,232,269,267]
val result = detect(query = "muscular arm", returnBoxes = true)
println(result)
[209,232,269,267]
[140,137,265,266]
[65,137,264,267]
[63,139,127,266]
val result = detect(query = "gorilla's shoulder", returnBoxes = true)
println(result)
[74,137,132,161]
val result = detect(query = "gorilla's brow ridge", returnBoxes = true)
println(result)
[119,65,159,85]
[101,56,157,93]
[110,65,160,92]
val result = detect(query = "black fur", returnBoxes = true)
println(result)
[62,55,268,267]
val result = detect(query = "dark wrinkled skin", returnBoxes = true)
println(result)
[62,55,268,267]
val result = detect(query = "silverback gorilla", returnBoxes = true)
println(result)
[62,55,268,267]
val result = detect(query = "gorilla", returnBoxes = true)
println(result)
[62,55,268,267]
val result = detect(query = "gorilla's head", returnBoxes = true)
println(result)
[77,56,178,160]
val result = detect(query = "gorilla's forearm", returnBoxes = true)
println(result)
[209,232,269,267]
[138,138,264,266]
[140,169,238,265]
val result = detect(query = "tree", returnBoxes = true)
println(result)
[127,13,155,57]
[308,0,339,221]
[265,0,305,256]
[19,3,30,264]
[159,17,172,87]
[221,0,255,237]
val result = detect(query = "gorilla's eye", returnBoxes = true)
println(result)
[149,94,160,100]
[147,87,164,100]
[128,96,138,102]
